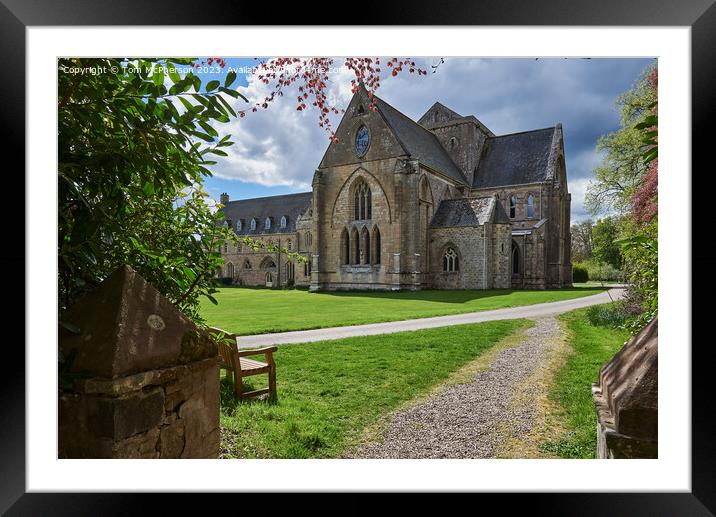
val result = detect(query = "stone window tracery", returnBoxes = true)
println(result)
[443,247,459,272]
[353,180,372,220]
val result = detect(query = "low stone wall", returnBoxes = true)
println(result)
[58,265,220,459]
[59,357,218,458]
[592,317,658,458]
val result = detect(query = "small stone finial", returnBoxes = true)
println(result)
[220,192,229,205]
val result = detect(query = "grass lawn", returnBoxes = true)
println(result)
[540,305,630,458]
[201,286,605,335]
[220,319,528,458]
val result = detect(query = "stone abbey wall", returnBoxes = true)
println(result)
[58,266,220,458]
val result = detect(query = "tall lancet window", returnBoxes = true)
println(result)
[509,195,516,219]
[372,226,381,265]
[354,180,372,220]
[527,195,535,218]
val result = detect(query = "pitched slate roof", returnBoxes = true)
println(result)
[417,102,464,128]
[472,127,557,189]
[221,192,312,235]
[430,197,508,228]
[418,102,495,136]
[373,95,468,185]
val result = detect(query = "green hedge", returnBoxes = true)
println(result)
[572,265,589,283]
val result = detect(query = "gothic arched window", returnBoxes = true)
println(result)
[361,227,370,265]
[236,219,242,232]
[354,180,372,220]
[372,226,381,265]
[250,218,257,231]
[226,262,234,278]
[509,195,516,219]
[527,195,535,219]
[280,216,288,228]
[443,247,459,272]
[265,217,272,230]
[512,242,520,275]
[351,227,360,265]
[243,259,252,270]
[340,228,349,265]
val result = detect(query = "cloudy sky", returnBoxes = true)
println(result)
[201,57,654,221]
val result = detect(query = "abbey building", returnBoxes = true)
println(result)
[218,86,572,290]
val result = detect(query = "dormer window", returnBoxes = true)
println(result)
[236,219,242,232]
[250,218,257,231]
[265,217,272,230]
[280,216,287,229]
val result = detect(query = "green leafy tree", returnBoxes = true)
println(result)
[57,57,293,322]
[592,217,622,269]
[585,64,657,216]
[570,219,594,263]
[617,67,658,332]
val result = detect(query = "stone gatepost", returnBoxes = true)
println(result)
[58,265,219,458]
[592,317,658,458]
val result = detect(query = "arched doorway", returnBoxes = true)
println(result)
[511,241,521,276]
[265,272,273,287]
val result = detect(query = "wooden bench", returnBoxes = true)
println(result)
[208,326,277,400]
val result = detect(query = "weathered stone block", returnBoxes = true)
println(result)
[112,428,160,459]
[59,265,213,378]
[160,420,186,458]
[593,317,658,458]
[88,387,165,440]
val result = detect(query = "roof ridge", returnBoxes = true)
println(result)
[373,94,467,184]
[225,191,312,204]
[487,126,557,139]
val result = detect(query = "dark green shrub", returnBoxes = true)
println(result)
[586,302,629,328]
[573,265,589,283]
[220,277,233,286]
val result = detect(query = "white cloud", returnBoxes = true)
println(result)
[210,60,356,189]
[206,57,652,222]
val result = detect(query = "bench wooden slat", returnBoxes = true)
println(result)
[210,326,277,400]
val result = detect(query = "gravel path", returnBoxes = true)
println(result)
[348,317,562,459]
[237,288,622,349]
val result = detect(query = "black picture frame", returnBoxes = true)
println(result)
[3,0,712,513]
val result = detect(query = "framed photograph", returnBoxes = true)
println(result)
[5,0,713,513]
